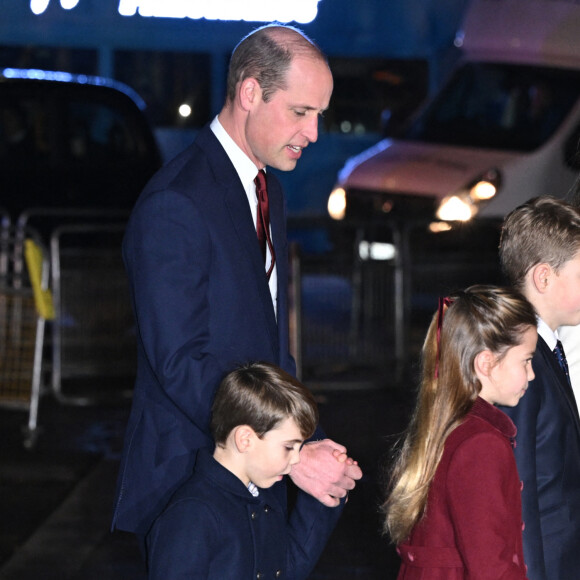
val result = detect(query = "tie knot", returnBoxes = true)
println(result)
[254,169,267,195]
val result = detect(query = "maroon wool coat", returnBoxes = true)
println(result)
[396,397,528,580]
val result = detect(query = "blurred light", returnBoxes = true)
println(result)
[60,0,80,9]
[428,221,453,233]
[117,0,321,22]
[178,103,192,118]
[454,30,465,48]
[436,196,473,221]
[359,241,396,261]
[30,0,50,15]
[328,187,346,220]
[469,180,496,200]
[340,121,352,133]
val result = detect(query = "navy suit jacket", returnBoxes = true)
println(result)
[112,125,301,534]
[500,336,580,580]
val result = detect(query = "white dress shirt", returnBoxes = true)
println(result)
[210,116,278,313]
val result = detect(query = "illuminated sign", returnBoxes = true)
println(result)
[30,0,321,23]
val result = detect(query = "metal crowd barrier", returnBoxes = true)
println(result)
[50,222,134,404]
[17,208,134,406]
[0,215,51,448]
[288,216,501,386]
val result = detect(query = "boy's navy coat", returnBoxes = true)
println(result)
[500,336,580,580]
[112,125,302,535]
[147,449,341,579]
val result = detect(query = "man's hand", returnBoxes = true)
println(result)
[289,439,363,507]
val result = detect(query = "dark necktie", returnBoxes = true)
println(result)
[553,340,580,416]
[554,340,571,386]
[254,169,275,280]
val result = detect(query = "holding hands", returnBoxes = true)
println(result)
[289,439,363,507]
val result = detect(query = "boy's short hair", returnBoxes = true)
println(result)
[210,362,318,445]
[499,195,580,291]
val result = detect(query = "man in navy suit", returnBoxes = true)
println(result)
[499,196,580,580]
[112,24,362,551]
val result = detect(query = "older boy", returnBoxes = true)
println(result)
[499,196,580,580]
[147,362,348,579]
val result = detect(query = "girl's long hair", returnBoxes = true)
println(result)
[382,285,536,544]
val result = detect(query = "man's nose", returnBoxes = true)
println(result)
[302,115,319,143]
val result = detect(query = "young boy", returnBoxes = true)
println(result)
[146,361,346,579]
[499,195,580,580]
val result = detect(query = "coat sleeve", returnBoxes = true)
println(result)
[501,376,547,580]
[124,189,224,432]
[446,432,528,580]
[285,491,343,580]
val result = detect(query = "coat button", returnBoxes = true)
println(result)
[408,552,415,562]
[264,505,270,513]
[251,511,257,520]
[520,480,524,491]
[522,521,525,531]
[275,570,282,578]
[256,573,263,579]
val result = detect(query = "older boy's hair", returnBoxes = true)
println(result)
[210,362,318,445]
[499,195,580,291]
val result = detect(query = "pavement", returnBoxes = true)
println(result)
[0,374,415,580]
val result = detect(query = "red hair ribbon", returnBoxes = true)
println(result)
[435,296,454,379]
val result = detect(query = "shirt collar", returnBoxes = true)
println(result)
[537,316,558,351]
[210,115,262,194]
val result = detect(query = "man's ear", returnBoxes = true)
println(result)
[233,425,257,453]
[530,262,552,293]
[239,77,261,111]
[474,349,495,379]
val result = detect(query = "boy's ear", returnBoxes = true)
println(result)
[233,425,257,453]
[530,262,552,293]
[474,349,495,378]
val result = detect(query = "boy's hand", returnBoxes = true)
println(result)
[289,439,363,507]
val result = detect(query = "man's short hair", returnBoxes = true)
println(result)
[210,361,318,445]
[499,195,580,290]
[226,24,328,103]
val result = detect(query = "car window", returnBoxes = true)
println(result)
[0,80,161,216]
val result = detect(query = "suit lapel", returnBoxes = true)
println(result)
[199,133,277,343]
[538,337,580,429]
[197,127,281,352]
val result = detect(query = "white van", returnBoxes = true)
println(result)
[327,0,580,245]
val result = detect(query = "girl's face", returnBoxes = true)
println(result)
[478,326,537,407]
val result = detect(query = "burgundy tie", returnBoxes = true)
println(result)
[254,169,276,280]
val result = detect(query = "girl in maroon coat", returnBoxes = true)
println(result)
[384,285,537,580]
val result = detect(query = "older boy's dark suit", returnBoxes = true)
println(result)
[112,125,301,535]
[500,336,580,580]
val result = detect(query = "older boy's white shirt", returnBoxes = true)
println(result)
[558,323,580,403]
[537,317,557,352]
[210,116,278,312]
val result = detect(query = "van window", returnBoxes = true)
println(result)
[405,62,580,152]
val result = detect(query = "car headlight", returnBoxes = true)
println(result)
[328,187,346,220]
[435,169,501,222]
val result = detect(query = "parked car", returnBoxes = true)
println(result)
[0,68,162,221]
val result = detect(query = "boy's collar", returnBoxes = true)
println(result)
[537,317,558,351]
